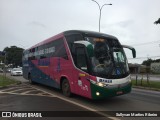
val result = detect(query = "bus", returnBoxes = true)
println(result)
[22,30,136,99]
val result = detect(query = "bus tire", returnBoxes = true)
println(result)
[62,79,71,97]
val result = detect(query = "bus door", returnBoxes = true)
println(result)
[73,44,91,98]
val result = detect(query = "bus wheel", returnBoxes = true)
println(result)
[28,74,34,84]
[62,79,71,97]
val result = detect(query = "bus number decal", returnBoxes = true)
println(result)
[98,78,112,83]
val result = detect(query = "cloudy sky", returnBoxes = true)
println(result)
[0,0,160,64]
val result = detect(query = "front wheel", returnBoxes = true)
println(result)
[62,79,71,97]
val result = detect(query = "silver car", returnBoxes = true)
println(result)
[11,68,23,76]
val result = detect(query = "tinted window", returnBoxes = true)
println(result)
[65,34,83,50]
[52,38,68,59]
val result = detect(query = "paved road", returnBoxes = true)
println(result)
[0,74,160,120]
[0,86,107,120]
[0,74,114,120]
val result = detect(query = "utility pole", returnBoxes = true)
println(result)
[91,0,112,32]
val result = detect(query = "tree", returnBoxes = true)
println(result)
[154,18,160,25]
[142,58,160,66]
[0,51,5,68]
[3,46,24,67]
[142,58,153,66]
[0,55,5,63]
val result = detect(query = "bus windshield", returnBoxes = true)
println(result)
[85,36,129,79]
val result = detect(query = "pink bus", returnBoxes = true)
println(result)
[22,30,136,99]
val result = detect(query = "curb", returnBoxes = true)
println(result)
[133,86,160,92]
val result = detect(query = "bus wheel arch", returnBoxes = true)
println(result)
[60,77,72,97]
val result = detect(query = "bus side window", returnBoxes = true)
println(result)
[75,47,88,72]
[53,38,68,60]
[65,34,83,51]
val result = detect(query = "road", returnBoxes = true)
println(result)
[0,74,160,120]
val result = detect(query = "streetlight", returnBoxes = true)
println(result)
[91,0,112,32]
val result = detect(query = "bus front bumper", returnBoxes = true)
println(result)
[90,81,132,99]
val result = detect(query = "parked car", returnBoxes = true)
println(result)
[11,68,23,76]
[0,68,3,73]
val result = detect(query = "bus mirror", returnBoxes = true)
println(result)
[74,41,94,57]
[122,45,136,58]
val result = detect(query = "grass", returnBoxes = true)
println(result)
[132,79,160,90]
[0,74,21,87]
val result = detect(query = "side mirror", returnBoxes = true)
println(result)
[74,41,94,57]
[122,45,136,58]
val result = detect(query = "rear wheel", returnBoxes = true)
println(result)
[62,79,71,97]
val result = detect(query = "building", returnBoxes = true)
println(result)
[151,62,160,74]
[128,63,141,74]
[128,63,150,74]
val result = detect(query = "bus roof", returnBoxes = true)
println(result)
[26,30,118,50]
[63,30,118,40]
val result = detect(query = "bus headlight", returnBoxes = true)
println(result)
[96,92,100,96]
[90,80,105,87]
[97,82,105,87]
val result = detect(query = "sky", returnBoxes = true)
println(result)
[0,0,160,64]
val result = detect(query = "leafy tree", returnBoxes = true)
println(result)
[3,46,24,67]
[154,59,160,62]
[0,51,5,68]
[142,58,160,66]
[0,56,4,63]
[142,58,153,66]
[154,18,160,24]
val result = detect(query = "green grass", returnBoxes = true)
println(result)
[0,75,21,87]
[132,79,160,90]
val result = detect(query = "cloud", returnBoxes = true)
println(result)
[0,0,160,63]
